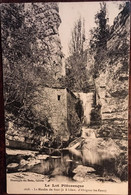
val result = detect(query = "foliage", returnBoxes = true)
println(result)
[90,104,102,127]
[69,17,86,56]
[66,52,89,92]
[90,2,109,52]
[89,2,110,78]
[1,3,56,138]
[89,2,130,79]
[2,4,37,108]
[66,17,89,92]
[115,152,128,181]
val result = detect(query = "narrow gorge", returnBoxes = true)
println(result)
[1,1,129,188]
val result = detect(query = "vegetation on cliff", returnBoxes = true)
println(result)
[1,3,64,148]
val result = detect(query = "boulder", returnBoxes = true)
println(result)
[7,163,19,172]
[7,172,49,182]
[73,165,95,174]
[37,154,50,160]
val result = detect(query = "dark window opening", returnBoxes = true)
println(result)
[58,95,61,101]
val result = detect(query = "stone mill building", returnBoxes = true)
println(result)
[36,87,83,142]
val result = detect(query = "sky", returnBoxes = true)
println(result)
[58,2,122,57]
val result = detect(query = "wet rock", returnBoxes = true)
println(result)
[7,172,49,182]
[51,167,63,176]
[27,159,41,168]
[73,165,97,182]
[7,163,19,172]
[51,156,61,159]
[6,148,38,157]
[73,174,85,182]
[6,148,39,166]
[68,136,121,165]
[66,159,73,162]
[73,165,95,174]
[18,158,41,171]
[19,159,28,166]
[81,137,121,164]
[13,136,25,142]
[73,165,120,183]
[18,168,27,172]
[7,163,19,169]
[81,127,96,138]
[37,154,49,160]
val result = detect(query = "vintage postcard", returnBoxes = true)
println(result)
[1,1,130,194]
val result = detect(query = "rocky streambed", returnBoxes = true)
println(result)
[6,129,128,183]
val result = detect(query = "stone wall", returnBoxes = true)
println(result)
[32,87,83,142]
[32,87,69,142]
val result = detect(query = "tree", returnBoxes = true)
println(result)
[90,2,109,51]
[1,4,50,134]
[1,3,58,110]
[89,2,109,77]
[66,17,89,92]
[69,17,86,56]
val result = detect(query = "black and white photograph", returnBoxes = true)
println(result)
[1,1,130,194]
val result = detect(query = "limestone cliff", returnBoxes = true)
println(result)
[95,3,130,139]
[24,3,65,81]
[3,2,66,149]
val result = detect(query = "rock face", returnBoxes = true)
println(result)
[3,2,67,149]
[24,3,65,80]
[95,4,130,139]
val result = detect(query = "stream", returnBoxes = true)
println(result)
[6,127,122,183]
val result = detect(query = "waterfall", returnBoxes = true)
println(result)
[82,126,96,138]
[74,92,94,125]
